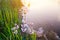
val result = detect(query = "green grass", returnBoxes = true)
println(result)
[0,0,36,40]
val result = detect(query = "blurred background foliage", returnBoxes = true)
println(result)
[0,0,36,40]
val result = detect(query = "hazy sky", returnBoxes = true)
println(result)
[30,0,59,9]
[26,0,60,23]
[25,0,60,35]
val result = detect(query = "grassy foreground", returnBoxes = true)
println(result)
[0,0,36,40]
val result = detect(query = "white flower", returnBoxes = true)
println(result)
[16,25,19,29]
[11,27,16,31]
[11,25,19,31]
[21,24,28,32]
[24,24,29,27]
[13,30,18,34]
[22,19,26,24]
[21,28,27,32]
[21,23,35,34]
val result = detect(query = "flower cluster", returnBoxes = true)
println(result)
[21,23,34,34]
[18,6,34,34]
[11,24,19,34]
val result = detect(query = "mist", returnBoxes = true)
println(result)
[26,0,60,36]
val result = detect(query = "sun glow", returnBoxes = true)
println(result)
[22,0,59,10]
[21,0,30,8]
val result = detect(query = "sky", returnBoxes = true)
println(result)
[26,0,60,22]
[26,0,60,31]
[30,0,60,9]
